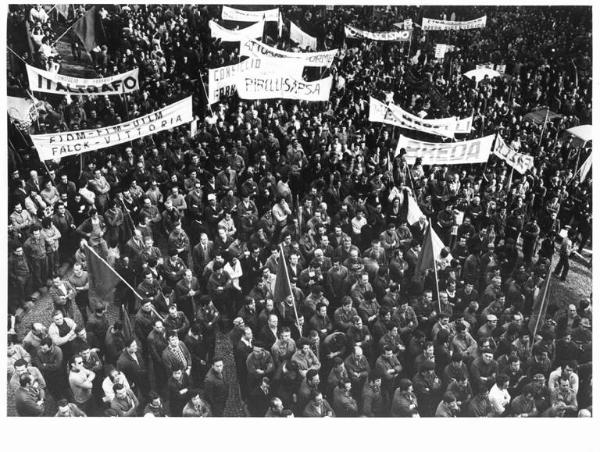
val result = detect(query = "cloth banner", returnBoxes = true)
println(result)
[578,155,592,183]
[236,72,332,101]
[393,19,414,30]
[344,25,412,41]
[492,135,535,174]
[421,16,487,31]
[222,6,279,22]
[207,57,304,104]
[240,39,337,67]
[209,20,264,42]
[369,97,472,138]
[31,96,193,160]
[85,245,121,308]
[290,21,317,50]
[7,96,41,130]
[27,64,139,95]
[56,4,70,19]
[435,44,455,59]
[396,134,495,165]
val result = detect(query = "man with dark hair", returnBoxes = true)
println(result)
[68,354,95,415]
[204,357,229,417]
[15,373,45,416]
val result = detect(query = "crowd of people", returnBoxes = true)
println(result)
[7,4,592,417]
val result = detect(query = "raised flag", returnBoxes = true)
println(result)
[84,244,121,310]
[274,247,292,304]
[415,223,451,276]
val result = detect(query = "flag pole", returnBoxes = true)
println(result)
[538,109,550,146]
[83,242,164,321]
[279,244,300,326]
[532,256,553,339]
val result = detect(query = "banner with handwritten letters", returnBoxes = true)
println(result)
[236,73,332,101]
[421,16,487,31]
[369,97,473,138]
[240,39,337,67]
[393,19,413,30]
[27,64,139,95]
[209,20,264,42]
[290,21,317,50]
[396,134,495,165]
[492,135,535,174]
[221,6,279,22]
[31,97,193,160]
[344,25,412,41]
[207,57,304,104]
[434,44,456,59]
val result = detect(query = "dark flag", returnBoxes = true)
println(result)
[72,6,105,54]
[121,304,134,343]
[84,244,120,311]
[416,223,449,276]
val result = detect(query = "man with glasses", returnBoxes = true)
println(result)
[68,354,96,415]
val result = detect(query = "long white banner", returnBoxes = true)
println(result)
[27,64,139,95]
[492,135,534,174]
[396,134,494,165]
[236,73,332,102]
[240,39,337,67]
[369,97,472,138]
[209,20,264,42]
[290,21,317,50]
[207,57,304,104]
[344,25,412,41]
[31,97,193,160]
[422,16,487,31]
[222,6,279,22]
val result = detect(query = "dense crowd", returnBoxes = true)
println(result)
[7,4,592,417]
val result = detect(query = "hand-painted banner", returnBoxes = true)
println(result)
[290,21,317,50]
[369,97,472,138]
[222,6,279,22]
[236,73,332,101]
[492,135,534,174]
[240,39,337,67]
[344,25,412,41]
[209,20,264,42]
[422,16,487,31]
[207,57,304,104]
[31,97,193,160]
[27,64,139,95]
[396,134,495,165]
[434,44,456,59]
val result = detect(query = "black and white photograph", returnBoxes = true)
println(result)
[2,2,595,433]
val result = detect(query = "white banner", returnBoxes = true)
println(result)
[27,64,139,95]
[207,57,304,105]
[290,21,317,51]
[492,135,535,174]
[209,20,264,42]
[434,44,455,59]
[396,134,494,165]
[422,16,487,31]
[31,97,193,160]
[240,39,337,67]
[369,97,473,138]
[222,6,279,22]
[344,25,412,41]
[236,73,332,102]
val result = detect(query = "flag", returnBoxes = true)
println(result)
[415,223,448,275]
[72,6,105,53]
[528,261,552,337]
[85,244,121,310]
[56,4,70,19]
[406,193,425,225]
[273,246,292,304]
[578,154,592,183]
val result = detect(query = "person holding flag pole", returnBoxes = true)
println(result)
[274,244,300,328]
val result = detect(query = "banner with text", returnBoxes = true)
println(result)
[209,20,264,42]
[396,134,494,165]
[344,25,412,41]
[27,64,139,95]
[222,6,279,22]
[240,39,337,67]
[290,21,317,50]
[369,97,473,138]
[236,73,332,101]
[31,97,193,160]
[422,16,487,31]
[207,57,304,104]
[492,135,535,174]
